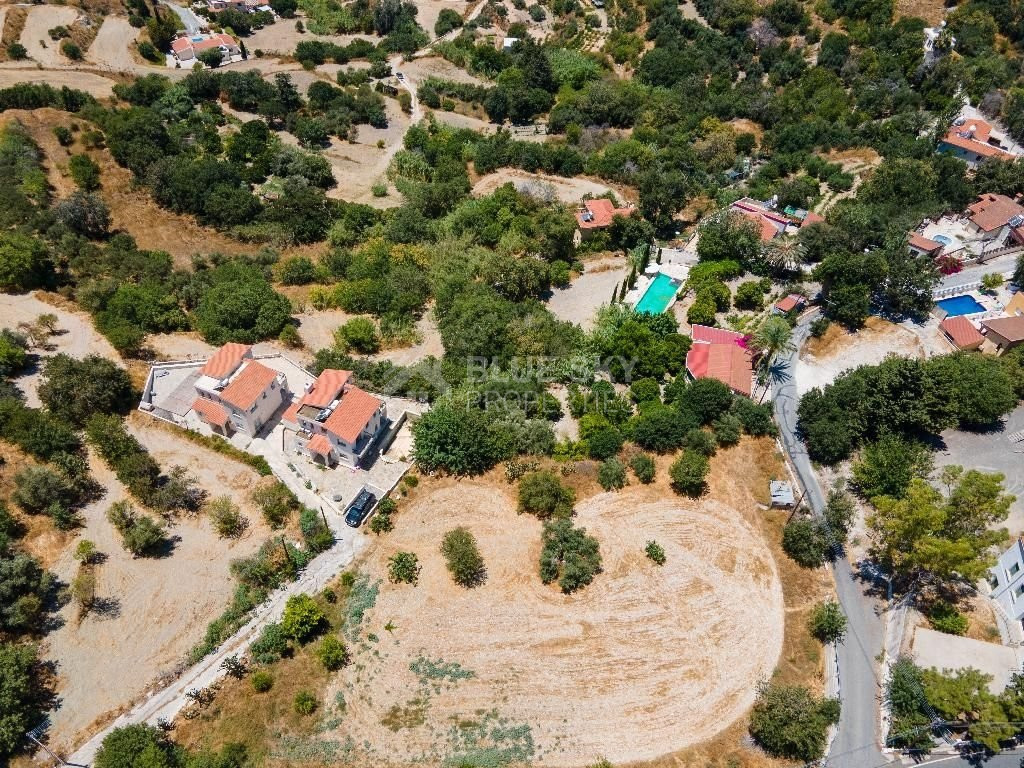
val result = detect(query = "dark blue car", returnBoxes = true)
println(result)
[344,489,377,528]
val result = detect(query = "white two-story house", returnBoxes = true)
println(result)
[190,343,289,437]
[282,369,387,468]
[990,538,1024,628]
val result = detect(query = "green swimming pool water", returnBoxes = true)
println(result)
[635,272,681,314]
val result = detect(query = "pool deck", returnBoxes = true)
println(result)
[627,264,690,314]
[931,289,1002,321]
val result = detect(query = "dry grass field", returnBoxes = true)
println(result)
[170,439,832,768]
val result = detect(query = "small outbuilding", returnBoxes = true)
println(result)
[769,480,795,508]
[939,315,984,351]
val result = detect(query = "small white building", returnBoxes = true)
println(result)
[191,343,289,437]
[990,537,1024,627]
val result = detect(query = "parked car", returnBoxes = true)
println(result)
[345,488,377,528]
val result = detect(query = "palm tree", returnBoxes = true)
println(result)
[752,316,795,400]
[760,238,806,273]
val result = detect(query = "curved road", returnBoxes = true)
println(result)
[773,310,894,768]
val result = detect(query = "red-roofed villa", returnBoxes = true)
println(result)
[283,368,387,468]
[573,198,635,245]
[686,325,755,397]
[191,344,289,436]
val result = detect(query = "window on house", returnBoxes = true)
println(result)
[1015,584,1024,600]
[1011,562,1021,577]
[250,404,256,413]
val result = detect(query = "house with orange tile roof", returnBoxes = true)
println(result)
[282,368,387,468]
[573,198,636,245]
[170,33,239,62]
[907,232,944,257]
[728,198,795,242]
[685,325,755,397]
[938,118,1017,168]
[966,193,1024,244]
[190,344,289,436]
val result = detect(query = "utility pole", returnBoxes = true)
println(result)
[320,505,329,530]
[25,725,78,767]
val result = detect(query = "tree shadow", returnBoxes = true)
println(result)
[90,596,122,620]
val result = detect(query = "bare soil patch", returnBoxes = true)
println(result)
[246,21,382,56]
[472,168,629,205]
[0,66,117,97]
[41,441,274,754]
[895,0,945,24]
[795,317,925,396]
[86,16,140,72]
[546,255,627,330]
[0,290,120,407]
[401,55,487,85]
[19,5,81,67]
[326,456,784,765]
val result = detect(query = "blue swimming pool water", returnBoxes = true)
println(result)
[936,294,985,317]
[635,272,681,314]
[933,234,953,246]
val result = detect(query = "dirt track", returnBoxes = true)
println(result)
[328,478,784,765]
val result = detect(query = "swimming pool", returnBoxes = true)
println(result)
[936,294,985,317]
[933,234,953,246]
[635,272,681,314]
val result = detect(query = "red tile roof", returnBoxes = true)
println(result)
[968,194,1024,233]
[200,343,251,379]
[191,397,230,428]
[691,324,746,346]
[307,434,332,456]
[800,211,825,228]
[304,369,350,408]
[775,294,805,313]
[686,342,753,397]
[940,316,984,349]
[983,315,1024,344]
[942,131,1012,160]
[908,232,943,253]
[323,386,382,444]
[219,362,278,410]
[575,198,634,229]
[282,402,301,423]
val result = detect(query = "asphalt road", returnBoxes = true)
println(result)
[159,0,205,36]
[773,310,895,768]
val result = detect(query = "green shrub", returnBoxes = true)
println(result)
[60,40,83,60]
[928,601,969,636]
[388,551,420,584]
[317,635,348,670]
[645,540,666,565]
[669,450,709,496]
[251,670,273,692]
[281,593,327,642]
[782,517,828,568]
[440,527,485,587]
[294,690,317,715]
[539,518,601,593]
[251,481,298,528]
[250,622,290,664]
[808,601,847,643]
[207,495,248,538]
[518,470,574,518]
[629,453,656,483]
[748,683,839,761]
[598,458,627,490]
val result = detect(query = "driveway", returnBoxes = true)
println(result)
[935,404,1024,533]
[159,0,205,35]
[773,309,894,768]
